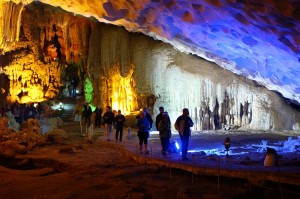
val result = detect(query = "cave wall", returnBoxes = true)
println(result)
[0,2,93,104]
[86,22,300,131]
[1,2,300,130]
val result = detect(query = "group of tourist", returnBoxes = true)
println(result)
[137,107,194,161]
[0,101,43,124]
[81,104,126,142]
[80,102,194,161]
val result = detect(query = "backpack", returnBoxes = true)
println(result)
[174,122,179,130]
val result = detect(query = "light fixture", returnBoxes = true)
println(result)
[264,147,278,167]
[169,140,180,153]
[59,102,64,109]
[224,137,231,156]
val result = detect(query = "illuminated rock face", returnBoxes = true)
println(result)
[0,2,299,130]
[0,2,90,103]
[0,2,66,103]
[86,22,300,130]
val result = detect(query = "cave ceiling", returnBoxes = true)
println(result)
[1,0,300,104]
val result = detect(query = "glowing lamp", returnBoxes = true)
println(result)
[169,140,180,153]
[59,102,64,109]
[224,137,231,156]
[175,140,180,150]
[264,147,278,167]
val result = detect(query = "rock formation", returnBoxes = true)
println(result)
[0,2,299,131]
[1,0,299,103]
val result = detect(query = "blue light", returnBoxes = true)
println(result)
[175,140,180,150]
[169,140,180,153]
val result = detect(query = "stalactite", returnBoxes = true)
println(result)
[0,2,299,131]
[1,1,24,50]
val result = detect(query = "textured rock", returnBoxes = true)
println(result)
[84,22,300,130]
[4,111,20,131]
[1,0,297,103]
[44,128,68,144]
[0,2,299,131]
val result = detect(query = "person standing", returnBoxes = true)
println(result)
[155,106,165,130]
[157,112,171,156]
[82,103,87,123]
[94,105,102,128]
[29,103,37,119]
[175,108,194,161]
[103,106,114,141]
[85,103,92,127]
[12,103,21,124]
[114,110,126,142]
[143,107,153,130]
[137,110,150,154]
[136,107,153,131]
[24,104,31,121]
[37,103,43,120]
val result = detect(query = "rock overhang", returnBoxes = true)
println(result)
[1,0,300,104]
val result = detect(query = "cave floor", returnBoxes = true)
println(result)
[1,121,300,199]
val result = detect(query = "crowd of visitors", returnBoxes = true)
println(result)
[79,102,194,161]
[0,101,43,124]
[1,99,194,161]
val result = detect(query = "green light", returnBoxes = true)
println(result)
[84,77,93,103]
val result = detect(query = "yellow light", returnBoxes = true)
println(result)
[3,54,62,104]
[112,91,119,111]
[109,65,138,114]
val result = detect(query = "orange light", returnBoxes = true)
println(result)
[110,65,138,114]
[4,54,62,104]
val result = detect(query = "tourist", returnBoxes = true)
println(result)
[157,112,171,156]
[175,108,194,161]
[103,106,114,141]
[29,103,37,119]
[136,107,153,130]
[137,110,150,154]
[114,110,126,142]
[94,105,102,128]
[37,103,43,120]
[23,104,31,120]
[85,103,92,127]
[155,106,165,130]
[5,104,11,113]
[82,103,87,123]
[19,103,26,123]
[13,103,21,124]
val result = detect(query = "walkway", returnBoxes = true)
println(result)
[62,121,300,187]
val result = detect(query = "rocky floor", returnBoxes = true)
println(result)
[0,121,300,199]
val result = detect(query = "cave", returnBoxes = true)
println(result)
[0,1,299,130]
[0,0,300,198]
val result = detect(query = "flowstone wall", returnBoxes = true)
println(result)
[0,2,299,131]
[87,22,300,131]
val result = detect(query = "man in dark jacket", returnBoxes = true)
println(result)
[155,106,164,130]
[155,106,171,130]
[114,110,126,142]
[103,106,114,141]
[94,105,102,128]
[157,112,171,156]
[175,108,194,161]
[85,103,92,127]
